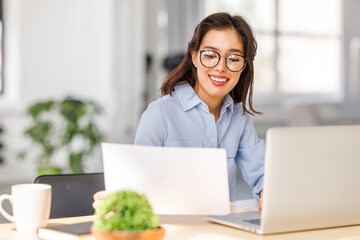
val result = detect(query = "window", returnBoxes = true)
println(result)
[204,0,342,104]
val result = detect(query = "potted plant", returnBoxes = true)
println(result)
[18,97,102,175]
[92,190,165,240]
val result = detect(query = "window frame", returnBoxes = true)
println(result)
[252,0,344,106]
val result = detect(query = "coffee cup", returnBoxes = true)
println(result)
[0,183,52,232]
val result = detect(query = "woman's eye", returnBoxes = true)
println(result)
[228,57,241,63]
[204,54,217,59]
[228,58,239,63]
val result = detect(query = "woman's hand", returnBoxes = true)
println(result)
[92,190,114,209]
[257,190,263,211]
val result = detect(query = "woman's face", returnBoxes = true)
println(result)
[191,28,245,105]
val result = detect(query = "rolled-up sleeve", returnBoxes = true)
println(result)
[235,115,265,200]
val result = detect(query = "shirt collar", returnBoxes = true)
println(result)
[222,93,234,114]
[174,83,202,111]
[174,82,234,113]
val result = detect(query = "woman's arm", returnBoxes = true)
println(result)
[236,114,265,201]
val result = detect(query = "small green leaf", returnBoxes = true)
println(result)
[69,152,84,173]
[27,101,55,119]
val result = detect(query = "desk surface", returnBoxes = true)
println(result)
[1,204,360,240]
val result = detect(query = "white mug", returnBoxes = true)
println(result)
[0,183,52,232]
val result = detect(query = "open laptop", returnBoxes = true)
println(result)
[207,125,360,234]
[101,143,230,215]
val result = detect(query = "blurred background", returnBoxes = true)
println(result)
[0,0,359,212]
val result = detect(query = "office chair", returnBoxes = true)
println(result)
[34,173,105,218]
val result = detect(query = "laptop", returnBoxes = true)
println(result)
[101,143,230,215]
[207,125,360,234]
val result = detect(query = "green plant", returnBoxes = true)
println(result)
[18,98,102,174]
[94,191,158,231]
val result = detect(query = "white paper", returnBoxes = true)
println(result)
[230,199,258,211]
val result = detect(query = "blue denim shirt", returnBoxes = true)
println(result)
[134,83,264,201]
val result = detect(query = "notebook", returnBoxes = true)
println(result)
[101,143,230,215]
[37,221,92,240]
[207,125,360,234]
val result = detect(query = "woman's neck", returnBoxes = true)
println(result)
[202,96,223,121]
[210,105,221,122]
[194,84,224,122]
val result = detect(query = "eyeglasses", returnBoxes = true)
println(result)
[199,50,246,72]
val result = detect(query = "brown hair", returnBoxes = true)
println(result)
[161,12,260,115]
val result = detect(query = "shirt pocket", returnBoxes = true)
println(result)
[165,139,203,148]
[220,137,238,159]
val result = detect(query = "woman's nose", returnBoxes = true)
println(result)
[215,56,227,72]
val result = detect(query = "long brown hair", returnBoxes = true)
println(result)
[161,12,260,115]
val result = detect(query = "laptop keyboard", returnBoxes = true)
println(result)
[244,218,261,226]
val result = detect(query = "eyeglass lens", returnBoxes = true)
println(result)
[200,50,245,72]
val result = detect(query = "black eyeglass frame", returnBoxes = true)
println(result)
[199,50,247,72]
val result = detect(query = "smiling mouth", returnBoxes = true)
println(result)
[209,75,229,82]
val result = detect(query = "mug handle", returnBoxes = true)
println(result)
[0,194,15,222]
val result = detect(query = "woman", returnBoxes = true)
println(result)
[94,12,264,210]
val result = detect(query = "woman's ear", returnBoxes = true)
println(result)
[191,51,198,68]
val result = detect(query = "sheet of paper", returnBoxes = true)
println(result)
[230,199,258,211]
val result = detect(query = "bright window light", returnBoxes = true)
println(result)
[204,0,342,102]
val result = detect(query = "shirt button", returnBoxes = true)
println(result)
[210,137,216,143]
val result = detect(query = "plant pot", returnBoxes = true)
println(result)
[37,167,62,176]
[91,225,165,240]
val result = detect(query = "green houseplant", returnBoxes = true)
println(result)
[92,191,165,240]
[18,98,102,175]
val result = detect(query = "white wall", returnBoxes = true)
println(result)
[107,0,146,144]
[0,0,146,184]
[144,0,168,104]
[2,0,113,107]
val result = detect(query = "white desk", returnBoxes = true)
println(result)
[1,203,360,240]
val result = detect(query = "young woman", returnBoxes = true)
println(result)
[94,12,264,210]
